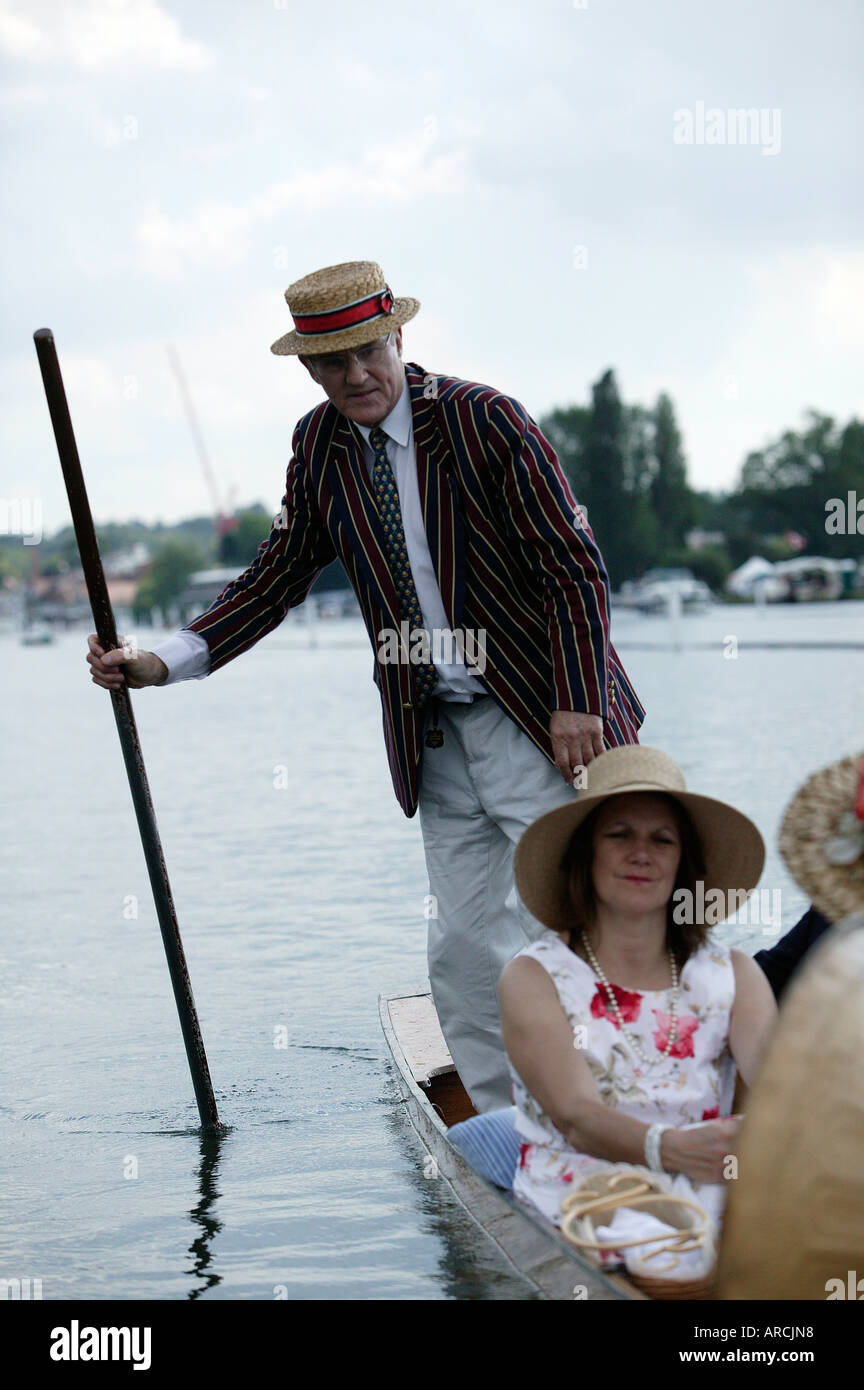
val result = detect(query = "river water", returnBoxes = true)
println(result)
[2,600,862,1299]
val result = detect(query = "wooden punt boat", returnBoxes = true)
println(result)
[380,989,644,1301]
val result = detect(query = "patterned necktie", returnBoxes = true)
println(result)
[369,425,438,705]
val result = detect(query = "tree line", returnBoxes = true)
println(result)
[5,369,860,618]
[541,369,864,592]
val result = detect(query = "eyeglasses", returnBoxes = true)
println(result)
[307,332,395,377]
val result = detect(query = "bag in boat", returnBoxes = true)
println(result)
[560,1168,717,1300]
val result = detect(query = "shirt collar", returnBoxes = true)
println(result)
[353,369,412,450]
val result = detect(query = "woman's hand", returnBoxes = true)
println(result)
[661,1117,741,1184]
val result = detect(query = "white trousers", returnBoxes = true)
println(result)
[418,697,579,1114]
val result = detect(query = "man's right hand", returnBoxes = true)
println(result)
[86,634,168,691]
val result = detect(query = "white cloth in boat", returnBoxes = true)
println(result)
[595,1194,718,1282]
[508,930,737,1245]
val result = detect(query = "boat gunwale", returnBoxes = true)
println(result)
[380,989,640,1301]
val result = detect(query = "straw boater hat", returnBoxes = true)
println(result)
[514,745,765,932]
[270,260,420,357]
[718,752,864,1301]
[717,911,864,1300]
[777,751,864,924]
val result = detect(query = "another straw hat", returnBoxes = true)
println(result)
[717,909,864,1299]
[270,260,420,356]
[718,755,864,1299]
[778,752,864,924]
[514,746,765,933]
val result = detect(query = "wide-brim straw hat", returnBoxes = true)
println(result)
[778,752,864,924]
[514,746,765,933]
[270,260,420,356]
[718,908,864,1299]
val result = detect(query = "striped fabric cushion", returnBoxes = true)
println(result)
[448,1107,521,1190]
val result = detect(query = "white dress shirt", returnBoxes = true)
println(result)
[151,370,485,699]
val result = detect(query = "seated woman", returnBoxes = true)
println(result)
[499,745,777,1248]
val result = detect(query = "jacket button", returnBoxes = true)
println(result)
[402,700,414,710]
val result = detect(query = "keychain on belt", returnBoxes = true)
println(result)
[425,698,444,748]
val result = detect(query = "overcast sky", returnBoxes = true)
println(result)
[2,0,862,537]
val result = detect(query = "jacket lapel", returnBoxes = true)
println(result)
[319,366,467,631]
[407,367,466,629]
[323,416,403,626]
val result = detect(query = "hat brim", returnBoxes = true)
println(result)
[270,297,420,356]
[778,753,864,924]
[514,783,766,933]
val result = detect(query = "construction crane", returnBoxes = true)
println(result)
[166,343,237,539]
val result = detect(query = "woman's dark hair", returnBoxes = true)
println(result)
[560,793,708,965]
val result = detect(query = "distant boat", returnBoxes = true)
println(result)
[616,569,713,615]
[725,556,787,602]
[772,557,845,602]
[317,589,360,620]
[20,627,55,646]
[726,555,850,603]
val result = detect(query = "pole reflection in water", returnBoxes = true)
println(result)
[186,1128,227,1300]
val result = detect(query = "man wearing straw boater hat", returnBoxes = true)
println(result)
[86,260,645,1112]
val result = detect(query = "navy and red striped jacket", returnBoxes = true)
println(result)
[185,364,645,815]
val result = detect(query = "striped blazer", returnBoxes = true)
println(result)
[185,364,645,816]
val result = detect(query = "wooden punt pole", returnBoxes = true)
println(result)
[33,327,223,1133]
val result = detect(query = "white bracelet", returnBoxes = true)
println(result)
[644,1122,670,1173]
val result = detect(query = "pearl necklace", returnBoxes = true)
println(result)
[580,932,680,1073]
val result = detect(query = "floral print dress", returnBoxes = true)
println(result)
[509,930,737,1232]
